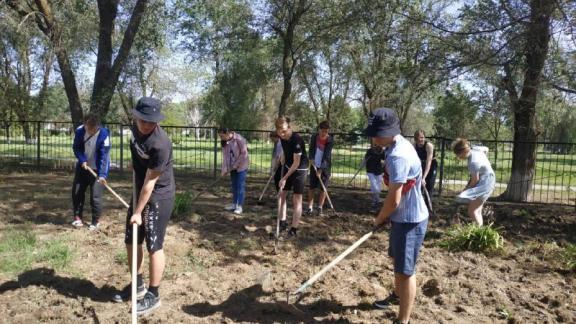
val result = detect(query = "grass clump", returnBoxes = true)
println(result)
[0,230,74,273]
[564,244,576,270]
[439,223,504,254]
[172,191,193,220]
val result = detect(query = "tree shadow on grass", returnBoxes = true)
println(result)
[0,267,115,303]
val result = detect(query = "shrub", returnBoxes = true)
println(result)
[172,191,193,220]
[439,223,504,254]
[564,244,576,270]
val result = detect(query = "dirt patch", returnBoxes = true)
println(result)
[0,170,574,323]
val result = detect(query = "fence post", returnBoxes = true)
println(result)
[36,121,41,168]
[120,124,124,173]
[213,128,218,178]
[438,137,446,196]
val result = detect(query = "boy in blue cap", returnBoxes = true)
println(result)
[364,108,429,324]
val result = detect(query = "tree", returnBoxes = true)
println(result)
[6,0,151,125]
[433,87,478,139]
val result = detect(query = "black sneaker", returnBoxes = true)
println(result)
[392,319,409,324]
[280,220,288,232]
[373,292,399,309]
[112,283,147,303]
[316,207,323,216]
[304,208,313,216]
[136,291,161,316]
[287,227,298,238]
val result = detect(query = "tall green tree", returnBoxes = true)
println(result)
[6,0,151,125]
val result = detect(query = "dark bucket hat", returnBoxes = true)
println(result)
[363,107,401,138]
[132,97,164,123]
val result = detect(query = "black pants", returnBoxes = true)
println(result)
[72,167,104,224]
[125,197,174,253]
[424,160,438,198]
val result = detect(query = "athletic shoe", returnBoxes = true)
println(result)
[279,220,288,232]
[316,207,323,216]
[373,292,400,309]
[233,206,243,214]
[136,291,161,316]
[88,223,99,231]
[392,319,410,324]
[304,208,313,216]
[71,217,83,227]
[224,204,236,211]
[287,227,298,238]
[112,283,147,303]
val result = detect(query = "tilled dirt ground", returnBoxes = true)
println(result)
[0,170,574,323]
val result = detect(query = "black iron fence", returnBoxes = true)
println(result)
[1,120,575,205]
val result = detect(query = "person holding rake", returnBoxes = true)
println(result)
[305,120,334,217]
[275,116,309,238]
[71,113,111,230]
[365,108,429,324]
[112,97,175,316]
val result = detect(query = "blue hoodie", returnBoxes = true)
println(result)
[73,125,111,179]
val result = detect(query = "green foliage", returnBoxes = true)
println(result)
[172,191,193,219]
[0,230,73,274]
[433,87,479,139]
[114,249,128,265]
[439,223,504,254]
[564,244,576,270]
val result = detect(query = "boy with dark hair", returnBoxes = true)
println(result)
[305,120,334,216]
[71,113,111,230]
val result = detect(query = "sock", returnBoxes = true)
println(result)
[148,285,159,297]
[137,274,144,287]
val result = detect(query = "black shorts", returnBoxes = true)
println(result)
[125,197,174,253]
[283,168,307,194]
[309,168,330,189]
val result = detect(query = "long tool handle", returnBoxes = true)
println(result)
[191,175,222,202]
[131,171,138,324]
[293,230,374,295]
[311,164,335,212]
[85,167,130,208]
[131,222,137,323]
[347,157,369,187]
[422,185,434,217]
[259,168,276,202]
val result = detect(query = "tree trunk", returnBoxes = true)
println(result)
[90,0,149,118]
[278,36,294,117]
[501,0,554,202]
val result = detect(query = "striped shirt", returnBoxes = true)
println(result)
[385,135,429,223]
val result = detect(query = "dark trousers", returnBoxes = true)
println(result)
[424,160,438,198]
[72,167,104,224]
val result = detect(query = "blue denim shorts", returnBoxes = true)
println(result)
[388,219,428,275]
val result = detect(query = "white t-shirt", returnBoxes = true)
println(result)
[84,129,100,169]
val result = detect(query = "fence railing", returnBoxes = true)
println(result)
[1,120,575,206]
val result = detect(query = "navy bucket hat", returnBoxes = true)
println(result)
[363,107,401,138]
[132,97,164,123]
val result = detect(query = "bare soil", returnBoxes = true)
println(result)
[0,170,574,323]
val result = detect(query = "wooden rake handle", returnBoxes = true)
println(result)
[85,166,129,208]
[311,164,335,212]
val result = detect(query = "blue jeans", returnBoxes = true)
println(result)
[230,170,247,206]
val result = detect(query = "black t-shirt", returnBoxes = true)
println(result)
[130,125,175,200]
[365,148,386,175]
[281,132,309,169]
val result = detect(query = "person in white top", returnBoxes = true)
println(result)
[452,138,496,226]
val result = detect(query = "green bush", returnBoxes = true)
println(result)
[439,223,504,254]
[564,244,576,270]
[172,191,193,219]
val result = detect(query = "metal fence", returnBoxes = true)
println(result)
[1,120,575,205]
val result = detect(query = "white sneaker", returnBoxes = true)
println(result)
[233,206,243,214]
[88,223,99,231]
[224,204,236,211]
[71,217,83,227]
